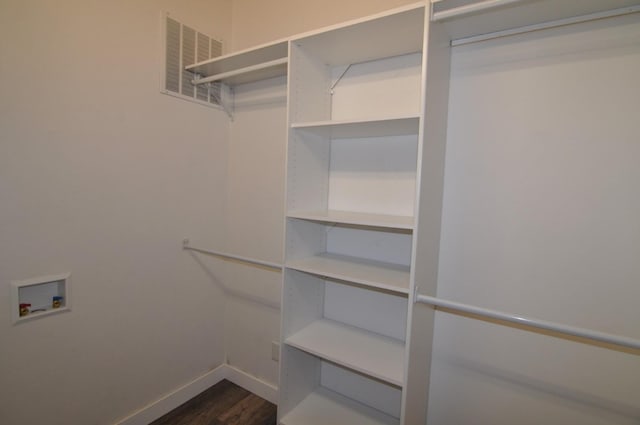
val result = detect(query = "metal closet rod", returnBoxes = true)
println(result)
[446,5,640,47]
[416,294,640,351]
[182,239,639,350]
[431,0,640,48]
[182,239,282,270]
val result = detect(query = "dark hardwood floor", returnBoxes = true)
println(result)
[150,380,277,425]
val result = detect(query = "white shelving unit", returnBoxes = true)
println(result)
[279,3,426,424]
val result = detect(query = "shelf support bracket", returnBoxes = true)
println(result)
[209,82,234,121]
[192,74,234,120]
[330,64,352,95]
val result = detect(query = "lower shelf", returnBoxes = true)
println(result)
[280,387,399,425]
[284,319,405,387]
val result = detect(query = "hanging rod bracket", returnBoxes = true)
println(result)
[190,74,234,120]
[208,82,234,120]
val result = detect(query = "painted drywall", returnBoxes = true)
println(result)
[223,77,287,387]
[428,13,640,424]
[0,0,232,424]
[230,0,419,51]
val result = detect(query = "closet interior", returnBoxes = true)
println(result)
[186,1,640,423]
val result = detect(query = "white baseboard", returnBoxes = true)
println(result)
[114,364,278,425]
[224,365,279,404]
[114,365,228,425]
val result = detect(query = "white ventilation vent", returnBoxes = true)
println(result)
[163,14,222,107]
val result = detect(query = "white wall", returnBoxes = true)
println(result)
[223,77,287,387]
[428,14,640,425]
[230,0,419,50]
[0,1,232,424]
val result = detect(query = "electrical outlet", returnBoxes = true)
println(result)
[271,341,280,362]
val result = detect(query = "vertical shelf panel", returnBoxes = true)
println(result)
[402,11,452,422]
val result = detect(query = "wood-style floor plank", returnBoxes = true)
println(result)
[150,380,276,425]
[216,393,275,425]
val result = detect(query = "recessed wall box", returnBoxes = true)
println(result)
[11,273,71,324]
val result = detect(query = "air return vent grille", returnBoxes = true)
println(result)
[163,15,222,107]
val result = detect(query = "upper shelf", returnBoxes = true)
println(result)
[185,39,288,86]
[184,3,426,85]
[291,3,425,66]
[432,0,640,42]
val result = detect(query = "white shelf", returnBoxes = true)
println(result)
[291,116,420,139]
[285,319,405,387]
[186,39,288,85]
[433,0,640,42]
[286,253,410,295]
[280,387,399,425]
[287,210,414,230]
[292,3,424,66]
[194,58,288,86]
